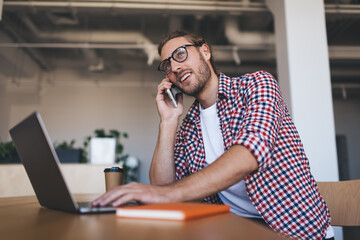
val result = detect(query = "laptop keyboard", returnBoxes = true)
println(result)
[78,202,111,208]
[78,201,140,208]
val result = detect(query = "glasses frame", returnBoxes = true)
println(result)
[158,44,197,75]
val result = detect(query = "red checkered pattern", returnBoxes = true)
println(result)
[174,71,331,239]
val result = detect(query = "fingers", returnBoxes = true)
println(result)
[157,78,172,96]
[156,79,175,111]
[112,191,141,207]
[92,183,148,207]
[91,183,171,207]
[155,77,183,122]
[92,184,133,207]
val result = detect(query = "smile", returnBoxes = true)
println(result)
[180,73,191,83]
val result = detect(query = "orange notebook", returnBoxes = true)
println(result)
[116,202,230,221]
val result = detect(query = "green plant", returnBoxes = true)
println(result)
[53,140,76,150]
[83,129,129,163]
[53,139,87,163]
[0,139,16,162]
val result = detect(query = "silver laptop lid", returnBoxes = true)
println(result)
[9,112,79,213]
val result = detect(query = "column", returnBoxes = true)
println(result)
[265,0,338,182]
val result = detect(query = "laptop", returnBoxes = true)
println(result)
[9,112,116,214]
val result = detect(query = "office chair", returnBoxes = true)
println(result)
[317,180,360,226]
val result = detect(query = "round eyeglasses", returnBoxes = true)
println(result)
[158,44,197,75]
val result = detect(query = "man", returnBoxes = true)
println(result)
[93,31,333,239]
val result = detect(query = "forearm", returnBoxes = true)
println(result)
[93,145,259,207]
[167,145,259,202]
[149,120,179,185]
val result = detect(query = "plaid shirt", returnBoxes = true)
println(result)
[174,71,331,239]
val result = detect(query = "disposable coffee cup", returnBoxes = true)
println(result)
[104,167,125,191]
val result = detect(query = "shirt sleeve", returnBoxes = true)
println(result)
[173,128,190,180]
[232,71,286,172]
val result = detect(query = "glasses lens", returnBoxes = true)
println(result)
[158,45,190,75]
[173,47,188,62]
[159,60,171,74]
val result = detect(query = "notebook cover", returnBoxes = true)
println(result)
[116,202,230,221]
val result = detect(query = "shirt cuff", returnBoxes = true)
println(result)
[233,132,273,172]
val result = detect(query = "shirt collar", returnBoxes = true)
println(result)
[217,72,231,100]
[187,99,200,124]
[186,72,231,123]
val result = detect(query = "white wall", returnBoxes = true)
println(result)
[4,68,194,184]
[0,30,40,141]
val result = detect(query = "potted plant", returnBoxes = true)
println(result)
[54,139,84,163]
[82,129,136,182]
[0,139,21,164]
[83,129,129,165]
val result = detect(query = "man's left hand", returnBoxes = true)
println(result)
[91,182,173,207]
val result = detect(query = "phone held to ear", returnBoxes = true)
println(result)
[165,86,181,108]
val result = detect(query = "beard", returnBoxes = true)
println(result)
[176,53,212,97]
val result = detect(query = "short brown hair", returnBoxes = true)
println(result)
[157,30,217,75]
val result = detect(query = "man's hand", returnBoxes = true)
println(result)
[93,145,259,208]
[156,77,183,122]
[92,182,174,207]
[149,78,183,186]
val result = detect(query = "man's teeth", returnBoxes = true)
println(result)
[181,73,191,82]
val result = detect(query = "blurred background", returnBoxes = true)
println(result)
[0,0,359,184]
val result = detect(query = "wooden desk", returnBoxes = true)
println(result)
[0,195,286,240]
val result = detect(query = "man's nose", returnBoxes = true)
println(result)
[170,58,182,73]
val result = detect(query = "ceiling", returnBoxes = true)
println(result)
[1,0,360,98]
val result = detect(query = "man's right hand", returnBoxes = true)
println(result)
[149,77,183,185]
[156,77,183,123]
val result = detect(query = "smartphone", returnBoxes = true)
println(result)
[165,86,181,108]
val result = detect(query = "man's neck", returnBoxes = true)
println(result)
[197,73,219,109]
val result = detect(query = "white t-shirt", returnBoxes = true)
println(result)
[199,103,334,238]
[199,103,261,218]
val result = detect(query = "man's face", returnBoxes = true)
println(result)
[160,37,212,97]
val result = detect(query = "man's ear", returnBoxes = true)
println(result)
[200,44,211,61]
